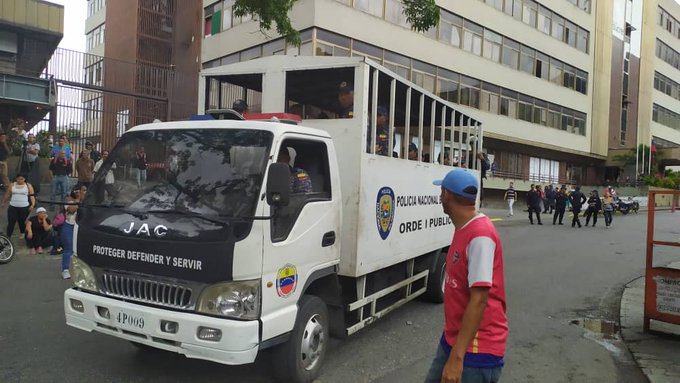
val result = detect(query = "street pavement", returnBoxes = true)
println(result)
[1,201,678,382]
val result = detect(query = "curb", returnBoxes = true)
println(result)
[620,276,680,383]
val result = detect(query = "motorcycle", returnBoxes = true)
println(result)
[615,196,640,215]
[0,233,15,264]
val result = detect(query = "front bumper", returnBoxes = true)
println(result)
[64,288,260,365]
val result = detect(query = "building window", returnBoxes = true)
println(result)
[355,0,383,17]
[483,30,502,62]
[223,28,588,136]
[652,103,680,131]
[529,157,560,183]
[86,24,105,51]
[480,0,589,52]
[522,0,538,28]
[502,38,520,69]
[519,45,535,75]
[439,11,463,47]
[204,2,225,37]
[462,21,483,56]
[656,39,680,71]
[538,5,551,34]
[87,0,105,18]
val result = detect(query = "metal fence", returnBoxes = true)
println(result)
[28,47,194,152]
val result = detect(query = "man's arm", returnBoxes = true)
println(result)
[441,287,490,383]
[25,220,33,239]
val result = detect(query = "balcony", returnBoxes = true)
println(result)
[0,72,56,128]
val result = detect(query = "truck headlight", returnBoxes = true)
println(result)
[70,255,98,292]
[197,280,260,320]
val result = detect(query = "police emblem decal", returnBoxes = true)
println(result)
[276,264,298,298]
[376,187,395,240]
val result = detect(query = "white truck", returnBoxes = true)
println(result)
[64,56,484,382]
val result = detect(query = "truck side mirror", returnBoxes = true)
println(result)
[266,163,290,207]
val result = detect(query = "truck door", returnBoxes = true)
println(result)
[260,136,340,342]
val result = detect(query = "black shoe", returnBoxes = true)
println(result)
[578,224,582,228]
[530,222,534,225]
[537,222,543,225]
[559,223,564,225]
[553,222,556,225]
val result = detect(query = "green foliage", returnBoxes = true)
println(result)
[643,171,679,190]
[234,0,300,46]
[234,0,440,46]
[401,0,440,32]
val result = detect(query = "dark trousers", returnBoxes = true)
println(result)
[26,231,54,249]
[553,206,565,224]
[7,205,30,236]
[603,210,613,226]
[528,206,542,224]
[572,208,582,227]
[585,208,598,226]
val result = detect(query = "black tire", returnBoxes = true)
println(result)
[424,251,446,303]
[0,235,15,264]
[621,208,629,215]
[273,295,329,383]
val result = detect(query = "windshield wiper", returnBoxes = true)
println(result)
[145,209,232,226]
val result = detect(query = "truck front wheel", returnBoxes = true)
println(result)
[424,251,446,303]
[273,295,329,383]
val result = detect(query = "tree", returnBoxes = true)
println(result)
[233,0,440,46]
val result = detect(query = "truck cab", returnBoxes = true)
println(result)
[65,56,483,383]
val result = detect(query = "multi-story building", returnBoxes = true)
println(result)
[202,0,603,186]
[83,0,202,148]
[0,0,62,134]
[642,0,680,170]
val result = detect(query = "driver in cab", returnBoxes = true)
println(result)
[277,147,312,193]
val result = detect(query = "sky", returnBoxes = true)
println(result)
[48,0,86,51]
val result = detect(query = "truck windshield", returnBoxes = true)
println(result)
[84,128,273,219]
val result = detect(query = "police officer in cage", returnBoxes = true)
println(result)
[337,81,354,118]
[232,99,249,115]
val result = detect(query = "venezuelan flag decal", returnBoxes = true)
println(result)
[276,264,298,298]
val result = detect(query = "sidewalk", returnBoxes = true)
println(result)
[620,275,680,383]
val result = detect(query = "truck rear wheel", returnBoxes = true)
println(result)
[424,251,446,303]
[273,295,328,383]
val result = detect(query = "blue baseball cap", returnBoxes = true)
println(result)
[433,168,479,200]
[377,106,388,116]
[338,81,353,92]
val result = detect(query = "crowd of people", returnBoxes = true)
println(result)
[504,182,621,228]
[0,132,103,280]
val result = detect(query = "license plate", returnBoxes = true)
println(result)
[113,309,146,331]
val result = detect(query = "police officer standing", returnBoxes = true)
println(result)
[568,186,587,228]
[527,184,542,225]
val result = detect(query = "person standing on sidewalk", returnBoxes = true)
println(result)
[602,191,615,228]
[3,173,35,237]
[585,190,602,227]
[133,146,148,189]
[527,185,542,225]
[75,150,95,189]
[503,182,516,217]
[425,168,507,383]
[49,150,71,203]
[569,186,587,228]
[60,197,78,279]
[0,132,11,189]
[553,186,568,225]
